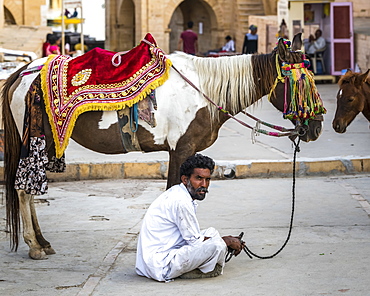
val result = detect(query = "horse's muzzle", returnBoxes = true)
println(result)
[297,124,309,136]
[332,121,347,133]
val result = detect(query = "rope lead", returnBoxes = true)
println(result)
[226,138,301,261]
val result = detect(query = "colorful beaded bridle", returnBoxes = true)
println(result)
[268,39,326,123]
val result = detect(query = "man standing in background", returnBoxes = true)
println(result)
[242,25,258,54]
[178,21,198,55]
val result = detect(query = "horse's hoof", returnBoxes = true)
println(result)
[29,248,47,260]
[43,246,56,255]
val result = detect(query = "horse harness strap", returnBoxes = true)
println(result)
[268,54,285,101]
[171,65,301,138]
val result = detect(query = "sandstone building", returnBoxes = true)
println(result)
[105,0,274,53]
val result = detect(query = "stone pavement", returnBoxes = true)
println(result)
[40,83,369,182]
[0,175,370,295]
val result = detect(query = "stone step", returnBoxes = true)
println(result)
[237,0,265,32]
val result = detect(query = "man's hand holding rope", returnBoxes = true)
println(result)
[222,234,246,259]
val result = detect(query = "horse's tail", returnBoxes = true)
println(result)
[1,65,28,251]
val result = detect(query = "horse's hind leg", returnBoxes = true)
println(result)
[18,190,47,259]
[30,195,55,255]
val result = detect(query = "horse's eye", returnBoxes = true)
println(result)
[348,97,355,102]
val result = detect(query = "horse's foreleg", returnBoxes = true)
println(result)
[30,195,55,255]
[17,190,47,259]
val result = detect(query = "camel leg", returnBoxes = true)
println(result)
[18,190,47,259]
[30,195,55,255]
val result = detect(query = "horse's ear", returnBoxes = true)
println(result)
[291,33,303,51]
[355,69,370,86]
[277,38,288,60]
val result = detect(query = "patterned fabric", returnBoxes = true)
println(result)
[40,33,172,158]
[14,77,65,195]
[46,155,66,173]
[15,136,48,195]
[19,76,44,159]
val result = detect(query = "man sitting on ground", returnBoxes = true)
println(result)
[136,154,244,282]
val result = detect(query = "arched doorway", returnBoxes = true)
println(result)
[4,6,16,25]
[168,0,218,54]
[117,0,135,50]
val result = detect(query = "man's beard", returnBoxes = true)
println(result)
[186,180,208,201]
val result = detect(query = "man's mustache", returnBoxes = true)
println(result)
[196,187,208,193]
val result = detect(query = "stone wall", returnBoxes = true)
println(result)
[355,33,370,72]
[248,15,278,54]
[335,0,370,17]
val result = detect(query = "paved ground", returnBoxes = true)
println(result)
[1,175,369,296]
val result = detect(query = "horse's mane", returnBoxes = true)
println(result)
[172,52,257,119]
[250,53,276,99]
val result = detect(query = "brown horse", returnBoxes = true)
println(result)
[332,69,370,133]
[2,34,325,259]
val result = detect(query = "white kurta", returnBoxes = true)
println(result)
[307,36,326,54]
[135,183,227,282]
[222,40,235,52]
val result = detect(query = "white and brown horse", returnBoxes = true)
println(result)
[332,69,370,133]
[2,34,324,259]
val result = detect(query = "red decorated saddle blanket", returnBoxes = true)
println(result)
[40,33,171,158]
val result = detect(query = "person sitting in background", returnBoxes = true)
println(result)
[42,33,54,57]
[306,29,326,54]
[64,35,76,56]
[45,35,61,56]
[205,35,235,56]
[221,35,235,52]
[305,29,326,73]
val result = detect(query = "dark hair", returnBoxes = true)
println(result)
[48,34,59,45]
[65,35,71,44]
[187,21,194,29]
[46,33,54,42]
[180,154,215,180]
[225,35,232,40]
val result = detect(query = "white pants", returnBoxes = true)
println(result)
[165,227,227,280]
